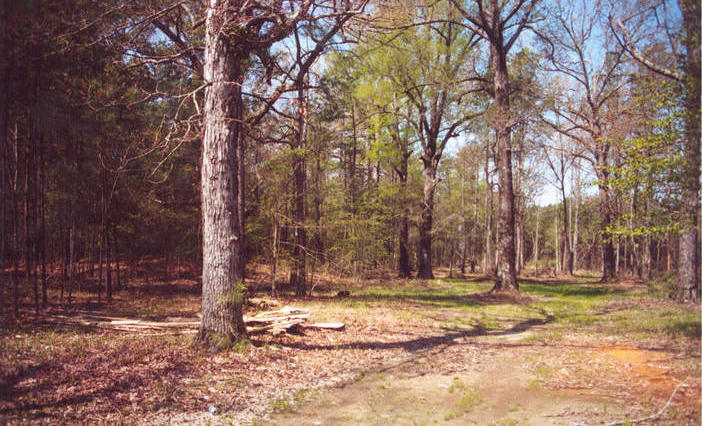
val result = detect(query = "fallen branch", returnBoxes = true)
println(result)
[605,377,689,426]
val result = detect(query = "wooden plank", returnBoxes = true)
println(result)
[248,306,309,318]
[247,319,305,335]
[303,322,345,331]
[244,314,309,325]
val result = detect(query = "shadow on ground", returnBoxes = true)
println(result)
[277,313,554,353]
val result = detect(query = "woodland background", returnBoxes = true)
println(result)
[0,0,699,315]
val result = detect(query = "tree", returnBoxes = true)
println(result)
[451,0,541,291]
[540,0,627,281]
[198,1,313,347]
[541,122,575,275]
[198,1,366,347]
[369,0,481,279]
[283,12,358,296]
[609,0,700,299]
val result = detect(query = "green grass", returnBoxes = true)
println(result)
[270,397,293,413]
[444,386,482,420]
[302,275,699,341]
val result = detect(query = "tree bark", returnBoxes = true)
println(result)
[677,0,700,301]
[491,43,518,291]
[197,1,248,348]
[0,0,6,314]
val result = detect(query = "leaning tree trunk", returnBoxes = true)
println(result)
[491,44,518,292]
[197,3,248,348]
[417,158,437,279]
[677,0,700,301]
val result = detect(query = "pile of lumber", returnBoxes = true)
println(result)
[245,306,310,335]
[44,304,344,336]
[245,306,345,335]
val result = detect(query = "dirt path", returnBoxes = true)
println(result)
[266,328,699,425]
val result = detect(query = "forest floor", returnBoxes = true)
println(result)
[1,266,700,425]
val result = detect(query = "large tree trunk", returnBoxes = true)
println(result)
[491,44,518,291]
[677,0,700,301]
[0,118,3,316]
[0,0,6,315]
[197,2,248,348]
[417,159,437,279]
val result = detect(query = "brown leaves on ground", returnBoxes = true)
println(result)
[1,273,700,425]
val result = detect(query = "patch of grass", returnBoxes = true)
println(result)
[444,411,458,421]
[232,338,251,353]
[458,389,482,411]
[293,388,316,404]
[525,379,540,390]
[270,397,293,413]
[522,281,626,299]
[666,319,701,338]
[489,417,520,426]
[444,386,482,420]
[447,377,465,393]
[602,309,701,338]
[533,365,552,379]
[645,272,677,298]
